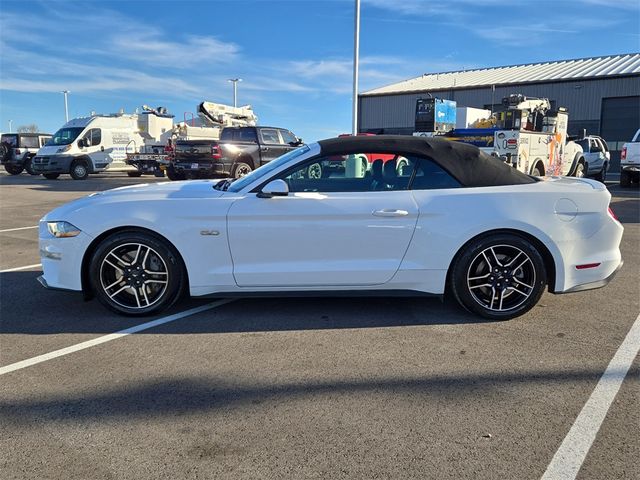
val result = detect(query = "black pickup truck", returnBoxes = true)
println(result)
[167,126,302,180]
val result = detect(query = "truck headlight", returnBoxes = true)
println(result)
[57,145,72,153]
[47,221,81,238]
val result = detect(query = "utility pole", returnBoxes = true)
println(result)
[8,120,12,133]
[228,78,242,108]
[352,0,361,135]
[61,90,70,122]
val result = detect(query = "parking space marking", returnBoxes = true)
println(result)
[0,225,38,233]
[0,263,42,273]
[0,299,234,376]
[542,312,640,480]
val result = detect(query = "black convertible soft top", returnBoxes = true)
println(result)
[318,135,536,187]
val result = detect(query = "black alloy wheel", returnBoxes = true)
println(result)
[450,234,547,320]
[89,231,186,315]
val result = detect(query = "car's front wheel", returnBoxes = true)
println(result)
[450,234,547,320]
[89,230,186,316]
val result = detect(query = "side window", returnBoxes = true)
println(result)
[275,153,417,193]
[40,136,50,147]
[220,129,234,141]
[411,157,461,190]
[280,130,297,145]
[20,136,40,149]
[238,128,257,143]
[260,128,281,144]
[90,129,101,146]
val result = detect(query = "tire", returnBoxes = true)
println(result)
[70,160,89,180]
[620,170,631,187]
[127,171,143,178]
[450,233,547,321]
[24,156,37,175]
[166,166,185,181]
[89,230,186,316]
[573,161,586,178]
[231,161,252,179]
[397,159,409,175]
[4,164,24,175]
[593,162,607,183]
[43,173,60,180]
[0,142,11,162]
[533,164,545,176]
[307,162,323,179]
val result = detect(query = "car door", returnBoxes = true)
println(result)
[258,128,288,165]
[226,153,419,287]
[588,138,605,174]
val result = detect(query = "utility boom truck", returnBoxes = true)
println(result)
[126,102,258,175]
[493,94,585,177]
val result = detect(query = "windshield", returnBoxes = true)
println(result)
[45,127,85,146]
[226,145,311,192]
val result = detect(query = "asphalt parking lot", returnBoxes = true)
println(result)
[0,171,638,480]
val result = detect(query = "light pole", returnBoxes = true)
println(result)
[352,0,361,135]
[61,90,70,122]
[228,78,242,108]
[8,120,12,133]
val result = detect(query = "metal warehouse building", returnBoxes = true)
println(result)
[358,53,640,153]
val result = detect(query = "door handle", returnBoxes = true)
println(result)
[261,147,269,152]
[372,209,409,217]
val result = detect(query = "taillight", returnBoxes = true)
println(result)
[506,139,518,149]
[211,145,222,160]
[621,147,627,160]
[607,206,619,222]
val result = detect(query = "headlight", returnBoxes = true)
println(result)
[47,221,81,238]
[57,145,72,153]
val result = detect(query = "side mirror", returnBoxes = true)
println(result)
[257,179,289,198]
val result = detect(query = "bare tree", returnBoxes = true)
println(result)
[17,124,39,133]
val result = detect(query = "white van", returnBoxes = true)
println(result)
[32,110,173,180]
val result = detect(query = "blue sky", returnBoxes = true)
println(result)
[1,0,638,142]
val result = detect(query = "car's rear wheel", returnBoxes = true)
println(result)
[166,166,185,181]
[450,234,547,320]
[4,164,23,175]
[89,231,186,316]
[43,173,60,180]
[534,163,545,176]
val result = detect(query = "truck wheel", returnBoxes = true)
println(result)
[70,160,89,180]
[166,166,185,181]
[4,164,24,175]
[573,161,586,178]
[43,173,60,180]
[24,156,37,175]
[127,171,143,178]
[232,162,252,179]
[620,170,631,187]
[534,164,545,176]
[594,162,607,183]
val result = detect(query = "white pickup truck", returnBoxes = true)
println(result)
[620,128,640,187]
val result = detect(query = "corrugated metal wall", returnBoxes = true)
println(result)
[358,76,640,136]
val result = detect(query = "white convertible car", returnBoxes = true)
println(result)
[39,136,623,320]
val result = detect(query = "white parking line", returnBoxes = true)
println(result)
[0,263,42,273]
[0,225,38,233]
[542,312,640,480]
[0,299,234,376]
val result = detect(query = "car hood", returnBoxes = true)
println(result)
[42,179,228,222]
